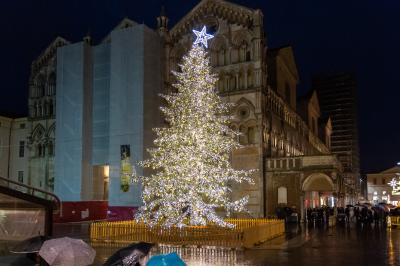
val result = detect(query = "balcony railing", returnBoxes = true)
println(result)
[266,155,342,172]
[0,176,60,212]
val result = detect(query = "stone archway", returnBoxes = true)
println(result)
[302,173,335,209]
[302,173,334,192]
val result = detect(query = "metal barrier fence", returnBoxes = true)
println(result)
[91,242,242,265]
[389,216,400,228]
[328,216,336,227]
[90,219,285,248]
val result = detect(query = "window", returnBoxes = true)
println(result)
[19,141,25,157]
[18,171,23,183]
[246,51,251,61]
[311,117,315,134]
[49,101,54,116]
[239,125,248,144]
[314,119,318,135]
[48,141,54,156]
[285,84,291,103]
[248,126,256,144]
[278,186,287,204]
[218,49,225,66]
[20,123,25,129]
[382,178,386,185]
[373,178,377,185]
[229,76,236,91]
[38,144,44,157]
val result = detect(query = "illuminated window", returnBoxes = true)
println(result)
[374,191,377,195]
[383,191,387,195]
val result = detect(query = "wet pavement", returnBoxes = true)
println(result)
[0,222,398,265]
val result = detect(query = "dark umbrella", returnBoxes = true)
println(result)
[10,236,50,254]
[103,242,154,266]
[346,204,354,208]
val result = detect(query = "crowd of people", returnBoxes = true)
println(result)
[306,206,334,224]
[277,204,392,227]
[336,205,389,226]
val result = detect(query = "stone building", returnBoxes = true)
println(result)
[0,116,29,184]
[313,73,361,201]
[158,0,347,218]
[367,165,400,205]
[27,37,68,191]
[22,0,350,220]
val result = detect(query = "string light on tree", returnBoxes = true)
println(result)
[133,26,254,228]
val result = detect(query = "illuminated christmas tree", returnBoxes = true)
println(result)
[135,27,254,228]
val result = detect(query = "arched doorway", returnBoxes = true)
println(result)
[302,173,335,208]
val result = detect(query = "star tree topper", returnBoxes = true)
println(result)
[193,26,214,48]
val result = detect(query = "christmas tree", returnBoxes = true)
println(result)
[135,27,254,228]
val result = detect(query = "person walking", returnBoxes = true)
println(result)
[345,207,350,223]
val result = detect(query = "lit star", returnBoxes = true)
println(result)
[193,26,214,48]
[389,178,398,188]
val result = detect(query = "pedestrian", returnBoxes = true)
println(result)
[345,207,350,223]
[373,209,379,225]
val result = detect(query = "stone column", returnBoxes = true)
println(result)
[235,72,239,90]
[244,68,248,89]
[300,192,305,223]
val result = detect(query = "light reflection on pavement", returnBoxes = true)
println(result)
[0,223,398,265]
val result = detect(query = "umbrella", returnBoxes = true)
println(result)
[380,205,390,212]
[38,237,96,266]
[346,204,354,208]
[10,235,50,254]
[147,252,186,266]
[103,242,154,266]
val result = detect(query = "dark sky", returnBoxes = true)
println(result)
[0,0,398,174]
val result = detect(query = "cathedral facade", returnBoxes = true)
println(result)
[27,37,68,192]
[24,0,350,220]
[158,0,347,217]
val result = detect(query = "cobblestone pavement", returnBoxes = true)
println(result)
[0,223,398,265]
[91,223,398,266]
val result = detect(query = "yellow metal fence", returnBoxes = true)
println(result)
[90,219,285,248]
[389,216,400,227]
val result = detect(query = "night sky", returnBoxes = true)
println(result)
[0,0,398,174]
